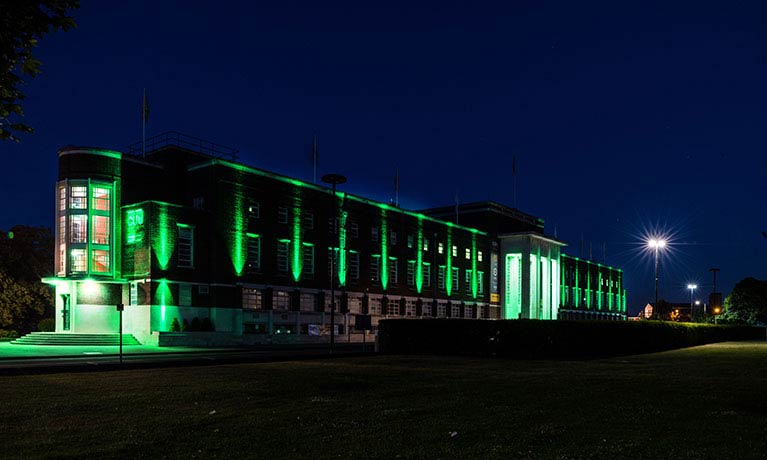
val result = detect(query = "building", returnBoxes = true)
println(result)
[43,133,627,346]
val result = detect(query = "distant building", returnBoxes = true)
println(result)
[43,132,627,346]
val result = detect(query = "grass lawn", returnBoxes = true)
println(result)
[2,341,767,460]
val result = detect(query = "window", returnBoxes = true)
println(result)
[178,226,194,268]
[91,249,110,273]
[370,256,380,281]
[452,267,460,291]
[452,245,458,257]
[243,288,262,309]
[349,251,360,280]
[248,201,260,219]
[91,216,110,245]
[327,248,338,277]
[193,197,204,209]
[423,239,429,252]
[350,222,359,238]
[391,231,397,245]
[478,251,483,262]
[92,187,110,211]
[58,215,66,245]
[328,217,338,234]
[303,212,314,230]
[423,263,431,288]
[371,226,379,242]
[478,271,484,295]
[246,235,260,274]
[70,186,87,209]
[465,248,471,260]
[277,241,290,273]
[303,244,315,275]
[438,242,444,254]
[465,270,473,295]
[407,234,414,248]
[407,261,415,286]
[179,284,192,306]
[59,187,67,211]
[278,206,288,224]
[71,249,87,272]
[70,215,87,243]
[198,285,209,295]
[389,258,398,285]
[130,283,138,305]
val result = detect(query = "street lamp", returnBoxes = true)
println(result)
[322,173,347,354]
[647,238,667,316]
[687,284,697,319]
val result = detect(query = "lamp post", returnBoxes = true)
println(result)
[322,173,347,354]
[687,284,697,319]
[647,239,666,317]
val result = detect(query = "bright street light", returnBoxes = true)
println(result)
[687,284,697,318]
[647,237,668,315]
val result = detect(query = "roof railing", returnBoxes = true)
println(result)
[126,131,239,161]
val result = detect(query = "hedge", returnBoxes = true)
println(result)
[377,319,766,359]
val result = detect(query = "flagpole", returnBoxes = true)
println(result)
[313,134,318,184]
[395,168,399,207]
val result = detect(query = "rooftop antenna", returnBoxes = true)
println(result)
[709,268,720,292]
[454,191,460,225]
[141,88,149,157]
[394,167,399,208]
[312,133,318,184]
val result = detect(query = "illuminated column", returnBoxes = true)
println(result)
[551,257,559,320]
[471,233,478,299]
[445,228,453,296]
[529,253,538,319]
[540,255,550,320]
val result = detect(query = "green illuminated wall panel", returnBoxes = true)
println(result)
[504,253,522,319]
[380,209,388,290]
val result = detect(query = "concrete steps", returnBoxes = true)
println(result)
[11,332,141,346]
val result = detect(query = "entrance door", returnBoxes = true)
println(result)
[61,294,71,331]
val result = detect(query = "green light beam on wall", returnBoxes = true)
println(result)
[471,234,478,299]
[152,204,174,270]
[380,209,388,290]
[230,182,247,276]
[445,228,452,296]
[156,279,173,330]
[338,210,348,287]
[416,216,423,294]
[291,191,303,282]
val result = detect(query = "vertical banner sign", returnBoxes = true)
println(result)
[490,251,499,303]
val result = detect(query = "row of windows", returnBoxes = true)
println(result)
[255,202,483,260]
[60,185,111,211]
[66,216,110,245]
[70,249,110,273]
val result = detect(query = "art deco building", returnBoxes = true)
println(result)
[43,133,626,345]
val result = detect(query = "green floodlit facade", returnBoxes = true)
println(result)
[44,135,626,347]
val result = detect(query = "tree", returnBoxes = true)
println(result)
[0,1,79,142]
[721,277,767,325]
[0,226,54,333]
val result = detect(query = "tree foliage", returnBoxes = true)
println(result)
[0,226,54,333]
[722,277,767,325]
[0,1,79,142]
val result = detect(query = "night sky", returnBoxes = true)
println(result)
[3,1,766,314]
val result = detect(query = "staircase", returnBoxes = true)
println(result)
[11,333,141,346]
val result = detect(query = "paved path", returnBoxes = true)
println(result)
[0,342,372,375]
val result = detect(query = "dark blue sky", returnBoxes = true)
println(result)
[3,1,766,313]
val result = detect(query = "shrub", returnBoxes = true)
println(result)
[37,318,55,332]
[190,317,201,331]
[0,329,18,339]
[170,317,181,332]
[201,317,214,332]
[377,319,766,359]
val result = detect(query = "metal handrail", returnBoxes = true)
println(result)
[126,131,239,161]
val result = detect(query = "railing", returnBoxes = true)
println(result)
[126,131,239,161]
